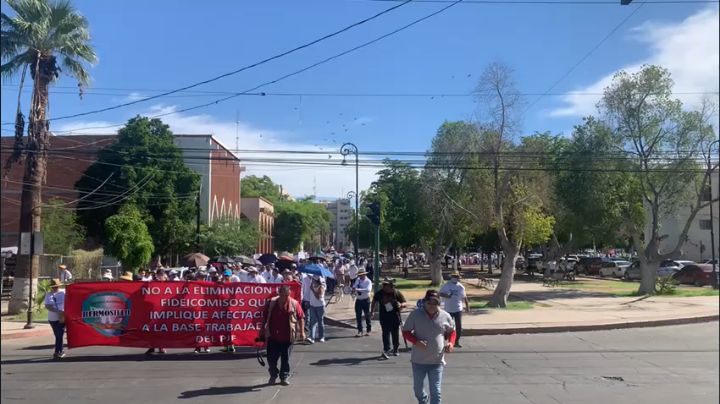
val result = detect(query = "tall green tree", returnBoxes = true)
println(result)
[2,0,97,314]
[105,204,154,272]
[201,217,260,256]
[598,65,717,294]
[241,175,286,205]
[41,198,85,255]
[472,63,555,307]
[421,121,481,285]
[75,117,200,260]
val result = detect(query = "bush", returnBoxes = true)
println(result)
[35,279,51,312]
[655,276,678,295]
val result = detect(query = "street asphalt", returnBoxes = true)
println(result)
[1,322,718,404]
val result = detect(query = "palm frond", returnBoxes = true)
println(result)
[59,55,89,86]
[0,52,31,80]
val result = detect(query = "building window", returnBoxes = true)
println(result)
[699,219,713,230]
[701,185,712,202]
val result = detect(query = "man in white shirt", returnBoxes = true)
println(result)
[301,272,313,334]
[438,272,470,348]
[262,265,274,283]
[57,265,72,283]
[44,279,66,359]
[352,271,373,337]
[270,268,284,284]
[347,260,359,288]
[245,267,267,283]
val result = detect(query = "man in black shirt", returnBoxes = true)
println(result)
[372,278,407,358]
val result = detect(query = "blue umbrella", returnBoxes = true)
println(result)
[299,264,333,278]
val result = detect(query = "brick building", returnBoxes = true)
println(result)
[0,135,117,247]
[0,134,246,248]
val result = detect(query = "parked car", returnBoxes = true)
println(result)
[672,264,718,287]
[701,259,718,265]
[658,260,695,277]
[624,261,641,281]
[598,260,631,278]
[576,257,604,275]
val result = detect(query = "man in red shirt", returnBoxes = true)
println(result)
[263,285,305,386]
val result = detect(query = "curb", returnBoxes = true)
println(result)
[324,314,719,335]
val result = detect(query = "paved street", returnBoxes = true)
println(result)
[1,322,718,404]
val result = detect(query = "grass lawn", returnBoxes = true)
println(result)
[468,296,534,310]
[560,278,719,297]
[394,279,436,290]
[7,307,49,322]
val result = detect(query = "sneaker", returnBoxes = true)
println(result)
[364,331,370,336]
[58,351,66,358]
[268,377,277,385]
[381,352,390,360]
[355,332,363,337]
[145,348,155,355]
[280,379,290,386]
[318,338,326,343]
[194,348,201,354]
[306,338,315,344]
[391,350,399,357]
[455,343,462,348]
[203,347,210,353]
[228,346,236,353]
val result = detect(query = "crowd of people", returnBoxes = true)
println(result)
[44,256,465,403]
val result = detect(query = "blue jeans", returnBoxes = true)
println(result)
[309,305,325,340]
[48,321,65,354]
[412,363,443,404]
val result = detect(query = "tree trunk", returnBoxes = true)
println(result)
[429,256,443,286]
[8,60,50,315]
[638,260,659,295]
[489,249,518,307]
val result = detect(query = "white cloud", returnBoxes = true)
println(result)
[550,7,719,117]
[124,92,145,102]
[52,105,380,199]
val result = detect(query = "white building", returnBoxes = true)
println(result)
[646,169,719,262]
[324,199,353,251]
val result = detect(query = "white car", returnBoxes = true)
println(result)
[599,261,631,278]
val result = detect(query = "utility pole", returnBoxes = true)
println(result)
[195,183,202,252]
[367,202,381,291]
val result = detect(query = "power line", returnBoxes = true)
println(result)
[41,0,416,123]
[525,2,645,112]
[44,0,465,135]
[364,0,718,4]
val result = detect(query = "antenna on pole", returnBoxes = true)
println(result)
[235,110,239,151]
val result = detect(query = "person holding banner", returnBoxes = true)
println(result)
[263,285,305,386]
[44,279,66,359]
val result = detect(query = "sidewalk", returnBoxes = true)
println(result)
[324,281,720,335]
[1,317,52,340]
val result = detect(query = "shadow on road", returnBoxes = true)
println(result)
[178,383,268,399]
[309,355,382,366]
[0,352,257,365]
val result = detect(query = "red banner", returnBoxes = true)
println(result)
[64,281,300,349]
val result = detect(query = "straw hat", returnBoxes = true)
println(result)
[119,271,134,281]
[49,278,63,288]
[357,271,368,276]
[58,264,67,270]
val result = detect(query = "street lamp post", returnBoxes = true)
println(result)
[708,139,719,289]
[341,143,359,260]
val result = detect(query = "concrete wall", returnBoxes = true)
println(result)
[645,169,719,262]
[241,197,274,253]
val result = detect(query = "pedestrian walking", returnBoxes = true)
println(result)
[307,275,326,344]
[352,271,373,337]
[262,285,305,386]
[372,278,407,358]
[402,290,456,404]
[57,264,72,283]
[300,272,313,334]
[438,272,470,348]
[44,278,66,359]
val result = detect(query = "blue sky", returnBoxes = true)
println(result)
[1,0,718,198]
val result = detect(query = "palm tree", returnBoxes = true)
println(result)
[2,0,97,314]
